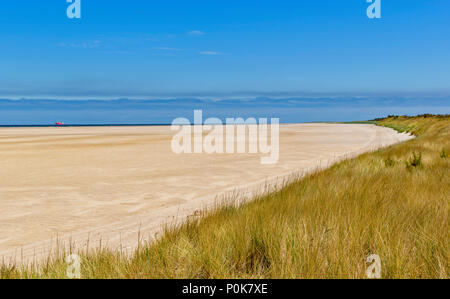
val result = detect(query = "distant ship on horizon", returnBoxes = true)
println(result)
[55,122,65,126]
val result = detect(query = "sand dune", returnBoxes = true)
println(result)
[0,124,413,263]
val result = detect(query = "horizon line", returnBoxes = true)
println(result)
[1,94,450,101]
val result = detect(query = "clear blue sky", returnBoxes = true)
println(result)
[1,0,449,99]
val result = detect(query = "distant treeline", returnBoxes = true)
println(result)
[372,114,450,121]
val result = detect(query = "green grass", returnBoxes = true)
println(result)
[1,115,449,279]
[441,148,448,159]
[406,152,423,170]
[341,121,378,125]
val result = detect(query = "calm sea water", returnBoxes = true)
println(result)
[0,98,448,126]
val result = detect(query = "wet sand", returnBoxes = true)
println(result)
[0,124,413,263]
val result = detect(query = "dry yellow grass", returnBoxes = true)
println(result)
[1,115,448,279]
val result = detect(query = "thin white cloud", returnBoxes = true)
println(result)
[187,30,206,36]
[200,51,222,55]
[59,40,101,49]
[153,47,182,51]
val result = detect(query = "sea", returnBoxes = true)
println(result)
[0,97,448,126]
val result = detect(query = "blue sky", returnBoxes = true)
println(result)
[1,0,450,98]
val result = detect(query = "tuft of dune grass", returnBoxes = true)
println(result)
[1,115,449,279]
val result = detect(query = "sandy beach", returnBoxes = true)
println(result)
[0,124,413,263]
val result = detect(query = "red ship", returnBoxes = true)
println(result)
[55,122,65,126]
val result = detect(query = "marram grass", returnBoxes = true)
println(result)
[1,115,449,279]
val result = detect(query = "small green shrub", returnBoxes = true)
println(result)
[384,157,396,167]
[406,152,423,170]
[440,148,448,159]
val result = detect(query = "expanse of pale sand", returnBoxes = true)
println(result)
[0,124,413,264]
